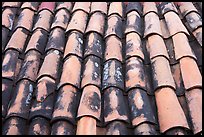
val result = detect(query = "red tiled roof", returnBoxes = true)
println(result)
[2,2,202,135]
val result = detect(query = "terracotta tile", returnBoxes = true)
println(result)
[160,19,171,39]
[164,11,189,36]
[2,49,19,80]
[66,10,89,34]
[52,85,79,125]
[6,79,35,119]
[28,117,51,135]
[147,34,169,60]
[51,120,75,135]
[143,2,158,16]
[81,56,101,89]
[172,33,196,61]
[14,58,23,81]
[85,12,105,36]
[155,87,190,133]
[96,127,107,135]
[33,10,53,32]
[144,12,162,38]
[37,50,61,81]
[133,123,158,135]
[158,2,178,15]
[21,2,40,11]
[55,2,73,12]
[2,8,17,30]
[164,127,189,135]
[102,60,124,91]
[192,27,202,46]
[125,11,143,37]
[104,36,122,62]
[17,50,41,82]
[2,78,14,118]
[108,2,123,17]
[103,87,129,124]
[58,55,82,90]
[2,117,27,135]
[25,29,48,55]
[128,88,156,127]
[77,85,101,121]
[2,27,10,52]
[185,12,202,32]
[178,2,198,17]
[51,9,70,30]
[125,32,144,61]
[126,2,142,17]
[105,14,123,39]
[125,57,146,92]
[90,2,107,15]
[179,57,202,90]
[2,2,22,8]
[72,2,91,14]
[185,88,202,134]
[15,9,35,31]
[170,63,185,96]
[29,76,56,120]
[76,116,96,135]
[151,56,176,91]
[5,28,29,53]
[106,121,128,135]
[45,28,66,53]
[38,2,55,13]
[84,32,103,59]
[63,31,83,59]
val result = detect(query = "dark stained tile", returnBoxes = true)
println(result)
[84,32,103,59]
[104,36,122,62]
[21,2,40,11]
[2,27,10,52]
[103,87,129,124]
[126,2,142,17]
[72,2,91,14]
[51,120,75,135]
[58,55,82,90]
[90,2,108,15]
[102,59,124,91]
[192,27,202,46]
[55,2,73,13]
[108,2,123,18]
[143,2,158,16]
[106,121,128,135]
[160,19,171,39]
[189,39,202,67]
[2,8,18,30]
[38,2,56,14]
[164,38,178,65]
[2,2,22,8]
[133,123,158,135]
[63,31,83,59]
[164,127,189,135]
[185,12,202,32]
[85,12,106,36]
[158,2,178,16]
[178,2,199,17]
[28,117,51,135]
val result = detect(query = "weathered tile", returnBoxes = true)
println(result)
[133,123,158,135]
[192,27,202,46]
[90,2,107,15]
[143,2,158,16]
[185,12,202,32]
[21,2,40,11]
[76,116,96,135]
[108,2,123,18]
[51,120,75,135]
[2,2,22,8]
[2,27,10,52]
[126,2,142,17]
[2,8,18,30]
[158,2,178,15]
[55,2,73,13]
[178,2,198,17]
[72,2,91,14]
[106,121,128,135]
[38,2,56,14]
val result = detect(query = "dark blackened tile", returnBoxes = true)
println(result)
[21,2,40,11]
[2,117,27,135]
[63,31,83,59]
[28,117,51,135]
[133,123,158,135]
[125,11,143,37]
[192,27,202,46]
[126,2,142,17]
[85,12,106,36]
[51,9,70,30]
[185,12,202,32]
[105,14,123,39]
[33,10,53,32]
[77,85,101,121]
[66,10,89,34]
[108,2,123,18]
[5,28,29,53]
[164,127,190,135]
[102,60,124,91]
[55,2,73,13]
[51,120,75,135]
[128,89,157,127]
[178,2,199,17]
[104,36,122,62]
[90,2,108,15]
[2,27,10,52]
[15,8,35,31]
[125,32,144,61]
[25,29,48,55]
[158,2,178,16]
[84,32,103,59]
[45,28,66,53]
[81,56,101,89]
[6,79,35,119]
[189,39,202,67]
[17,50,41,82]
[106,121,128,135]
[2,8,18,30]
[2,2,22,8]
[103,87,129,124]
[125,57,147,92]
[2,49,20,80]
[143,2,158,16]
[164,38,178,65]
[37,50,61,81]
[29,77,56,121]
[38,2,56,14]
[143,64,155,95]
[151,56,176,91]
[58,55,82,90]
[72,2,91,14]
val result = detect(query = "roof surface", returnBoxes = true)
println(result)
[1,2,202,135]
